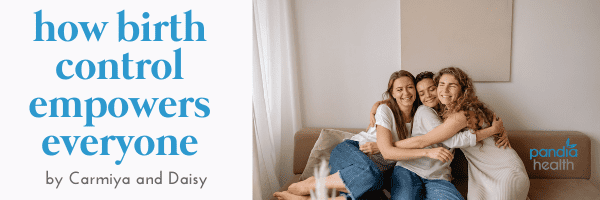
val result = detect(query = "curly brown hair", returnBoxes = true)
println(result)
[382,70,422,140]
[434,67,494,131]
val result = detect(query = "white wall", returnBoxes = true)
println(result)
[475,0,600,188]
[293,0,401,129]
[292,0,600,189]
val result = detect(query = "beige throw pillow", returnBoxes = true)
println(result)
[299,129,356,180]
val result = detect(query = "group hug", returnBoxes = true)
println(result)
[274,67,530,200]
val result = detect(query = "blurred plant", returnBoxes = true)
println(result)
[309,159,338,200]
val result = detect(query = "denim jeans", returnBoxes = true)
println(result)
[390,165,464,200]
[329,140,393,200]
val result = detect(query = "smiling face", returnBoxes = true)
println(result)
[391,76,417,109]
[416,78,438,108]
[437,74,462,105]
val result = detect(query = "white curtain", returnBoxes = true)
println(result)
[253,0,302,199]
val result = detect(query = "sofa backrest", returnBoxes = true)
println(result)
[507,131,590,179]
[293,128,591,179]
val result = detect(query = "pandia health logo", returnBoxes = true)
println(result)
[530,138,578,170]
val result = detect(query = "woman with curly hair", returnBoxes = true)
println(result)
[434,67,529,200]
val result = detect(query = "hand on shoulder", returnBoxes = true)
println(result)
[368,100,391,129]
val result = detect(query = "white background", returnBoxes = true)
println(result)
[0,0,252,199]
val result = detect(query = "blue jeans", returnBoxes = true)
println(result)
[329,140,393,200]
[390,166,464,200]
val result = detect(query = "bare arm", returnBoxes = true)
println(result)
[440,129,475,149]
[377,125,452,163]
[367,100,387,129]
[361,100,389,154]
[442,124,500,148]
[394,111,503,149]
[394,111,468,149]
[474,114,503,142]
[477,114,512,149]
[474,126,500,142]
[443,114,504,148]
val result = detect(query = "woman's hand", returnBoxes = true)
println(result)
[360,142,380,156]
[367,100,385,130]
[368,114,376,130]
[494,129,511,149]
[425,147,453,163]
[491,113,504,134]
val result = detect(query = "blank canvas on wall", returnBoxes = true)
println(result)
[401,0,513,82]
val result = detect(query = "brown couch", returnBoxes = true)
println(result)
[271,128,600,200]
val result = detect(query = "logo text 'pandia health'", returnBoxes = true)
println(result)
[530,138,577,170]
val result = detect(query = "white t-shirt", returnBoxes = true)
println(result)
[374,104,404,143]
[396,105,477,181]
[350,104,406,145]
[349,104,407,171]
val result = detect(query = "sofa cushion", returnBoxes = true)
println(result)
[527,179,600,200]
[299,129,356,180]
[293,128,364,174]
